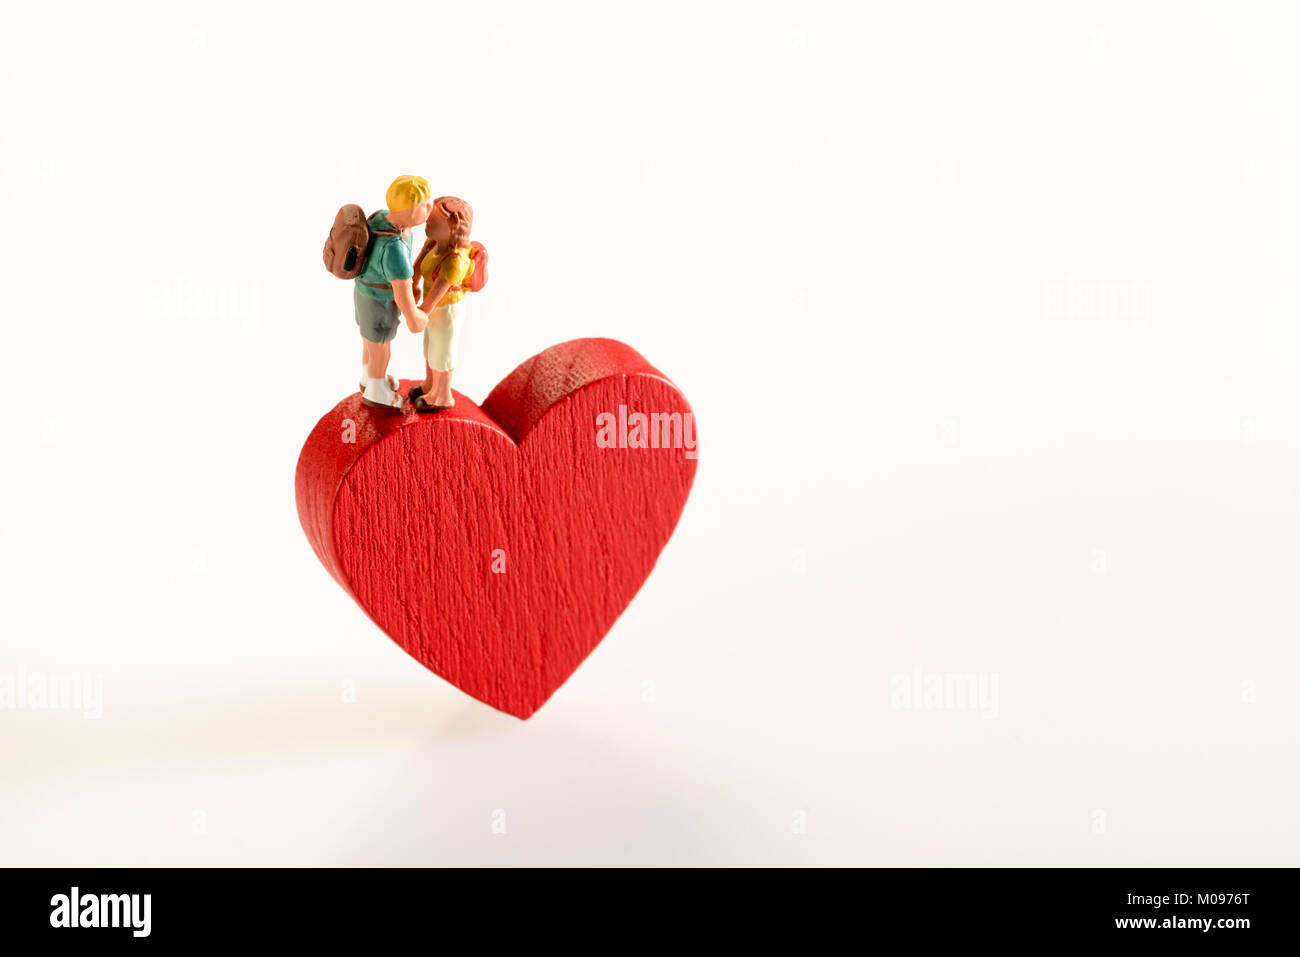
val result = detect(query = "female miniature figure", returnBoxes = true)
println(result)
[408,197,487,412]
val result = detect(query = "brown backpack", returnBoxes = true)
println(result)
[322,205,398,279]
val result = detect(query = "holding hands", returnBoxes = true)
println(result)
[391,278,430,335]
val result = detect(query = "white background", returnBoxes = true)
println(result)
[2,1,1297,866]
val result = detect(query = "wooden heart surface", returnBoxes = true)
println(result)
[295,338,698,718]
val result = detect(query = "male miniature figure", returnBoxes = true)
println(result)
[354,175,435,409]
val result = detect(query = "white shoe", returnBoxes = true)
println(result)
[361,377,404,410]
[360,371,399,393]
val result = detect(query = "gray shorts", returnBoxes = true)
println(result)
[354,286,401,343]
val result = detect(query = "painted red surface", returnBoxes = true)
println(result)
[295,338,698,718]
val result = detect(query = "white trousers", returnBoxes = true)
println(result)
[422,300,463,372]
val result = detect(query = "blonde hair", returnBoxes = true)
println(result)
[385,175,432,213]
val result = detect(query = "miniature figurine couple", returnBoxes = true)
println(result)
[355,175,481,413]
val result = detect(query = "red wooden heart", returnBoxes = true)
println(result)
[295,338,698,718]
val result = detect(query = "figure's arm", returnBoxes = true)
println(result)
[411,240,433,304]
[419,249,471,311]
[392,279,428,333]
[419,275,451,312]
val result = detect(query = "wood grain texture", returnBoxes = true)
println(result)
[295,338,698,718]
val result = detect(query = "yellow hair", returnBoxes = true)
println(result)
[385,175,432,213]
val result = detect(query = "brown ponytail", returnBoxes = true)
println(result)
[434,196,473,252]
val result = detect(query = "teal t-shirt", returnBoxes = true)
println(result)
[355,211,413,303]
